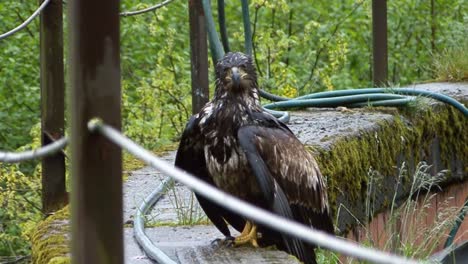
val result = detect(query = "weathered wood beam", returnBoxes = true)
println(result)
[372,0,388,86]
[68,0,123,263]
[39,0,67,214]
[189,0,209,114]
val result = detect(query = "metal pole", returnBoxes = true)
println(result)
[189,0,209,114]
[68,0,123,262]
[372,0,388,86]
[39,0,67,214]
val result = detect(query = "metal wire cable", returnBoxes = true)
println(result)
[88,119,421,264]
[0,0,51,40]
[0,137,68,163]
[120,0,175,17]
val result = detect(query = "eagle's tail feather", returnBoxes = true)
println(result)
[271,181,317,264]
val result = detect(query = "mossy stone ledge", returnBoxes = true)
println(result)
[30,206,71,264]
[287,82,467,234]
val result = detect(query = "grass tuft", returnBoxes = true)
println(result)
[432,39,468,82]
[318,162,466,263]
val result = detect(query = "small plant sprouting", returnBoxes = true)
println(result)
[167,182,209,225]
[142,177,209,227]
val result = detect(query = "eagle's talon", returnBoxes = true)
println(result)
[210,238,222,246]
[211,236,235,248]
[224,237,235,248]
[234,221,259,248]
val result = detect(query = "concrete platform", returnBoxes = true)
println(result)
[124,226,299,264]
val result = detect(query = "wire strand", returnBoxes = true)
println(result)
[88,119,421,264]
[0,0,51,40]
[120,0,175,17]
[0,137,68,163]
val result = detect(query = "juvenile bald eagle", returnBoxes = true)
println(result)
[175,52,333,264]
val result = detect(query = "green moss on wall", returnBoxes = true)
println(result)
[314,104,467,226]
[314,116,407,209]
[48,257,72,264]
[30,206,70,264]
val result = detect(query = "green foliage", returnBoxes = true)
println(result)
[1,0,466,150]
[432,24,468,82]
[0,124,42,256]
[218,0,466,95]
[0,0,467,258]
[0,0,41,150]
[121,0,191,149]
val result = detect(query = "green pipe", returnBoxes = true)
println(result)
[241,0,253,56]
[264,108,290,123]
[260,89,291,102]
[349,98,415,108]
[217,0,230,52]
[261,88,467,117]
[202,0,224,63]
[288,88,468,117]
[263,94,409,109]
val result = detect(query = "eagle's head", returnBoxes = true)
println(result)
[214,52,259,102]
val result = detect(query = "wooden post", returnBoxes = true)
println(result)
[372,0,388,86]
[189,0,209,114]
[68,0,123,263]
[39,0,67,214]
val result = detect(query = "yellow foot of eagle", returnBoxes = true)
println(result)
[234,221,259,247]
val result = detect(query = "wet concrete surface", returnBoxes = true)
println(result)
[412,82,467,98]
[124,226,298,264]
[288,110,394,150]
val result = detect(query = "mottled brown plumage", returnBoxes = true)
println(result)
[175,52,333,264]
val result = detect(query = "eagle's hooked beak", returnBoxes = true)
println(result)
[231,67,241,90]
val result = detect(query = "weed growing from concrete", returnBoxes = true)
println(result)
[167,183,209,225]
